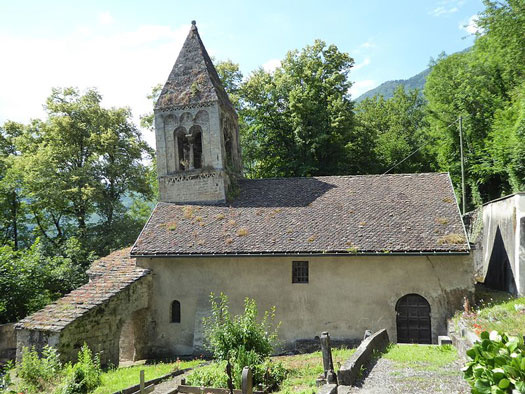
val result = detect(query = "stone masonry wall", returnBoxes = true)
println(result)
[159,169,227,203]
[0,323,17,364]
[16,274,152,367]
[56,274,152,366]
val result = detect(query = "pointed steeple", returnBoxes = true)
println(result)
[155,21,234,111]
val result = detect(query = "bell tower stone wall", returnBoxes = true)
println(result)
[154,21,241,204]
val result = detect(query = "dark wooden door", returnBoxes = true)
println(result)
[396,294,431,344]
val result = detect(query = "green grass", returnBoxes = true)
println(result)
[272,347,355,394]
[383,344,458,371]
[92,359,203,394]
[463,296,525,335]
[453,285,525,336]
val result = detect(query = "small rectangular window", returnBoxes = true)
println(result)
[292,261,309,283]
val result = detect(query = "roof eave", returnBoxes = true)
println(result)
[131,249,470,258]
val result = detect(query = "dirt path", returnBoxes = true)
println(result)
[339,358,469,394]
[150,370,190,394]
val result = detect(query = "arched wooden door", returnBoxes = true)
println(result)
[396,294,431,344]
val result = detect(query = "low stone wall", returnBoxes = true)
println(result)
[291,338,361,354]
[447,319,479,361]
[16,274,152,367]
[55,275,152,366]
[0,323,16,364]
[337,329,390,386]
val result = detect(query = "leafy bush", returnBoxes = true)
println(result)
[0,360,13,392]
[59,344,101,394]
[463,330,525,393]
[203,293,279,360]
[188,293,285,391]
[17,345,62,392]
[15,343,101,394]
[186,361,230,389]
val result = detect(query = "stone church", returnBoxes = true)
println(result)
[15,22,473,366]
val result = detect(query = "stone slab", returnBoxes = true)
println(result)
[438,335,452,345]
[337,329,389,386]
[317,384,337,394]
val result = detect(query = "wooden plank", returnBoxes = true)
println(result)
[177,385,263,394]
[116,366,198,394]
[130,384,155,394]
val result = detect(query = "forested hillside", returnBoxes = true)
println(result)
[1,0,524,324]
[356,68,430,102]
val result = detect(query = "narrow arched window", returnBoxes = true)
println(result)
[177,134,189,171]
[193,132,202,169]
[171,300,181,323]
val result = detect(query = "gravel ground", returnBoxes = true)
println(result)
[341,357,470,394]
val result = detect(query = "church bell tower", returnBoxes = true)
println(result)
[154,21,242,203]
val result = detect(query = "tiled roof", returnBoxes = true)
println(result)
[131,173,469,256]
[16,249,149,332]
[155,22,233,111]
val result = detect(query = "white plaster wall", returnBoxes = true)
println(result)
[137,254,473,357]
[481,194,525,294]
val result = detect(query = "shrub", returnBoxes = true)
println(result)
[17,345,62,392]
[194,293,285,390]
[203,293,279,361]
[186,361,229,388]
[463,330,525,393]
[59,344,101,394]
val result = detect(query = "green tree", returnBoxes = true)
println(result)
[0,121,29,249]
[240,40,359,177]
[0,238,92,323]
[18,87,153,255]
[355,86,431,173]
[424,50,509,207]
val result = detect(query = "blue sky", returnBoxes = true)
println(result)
[0,0,483,146]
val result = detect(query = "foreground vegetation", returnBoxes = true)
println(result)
[464,331,525,393]
[186,294,286,391]
[92,359,203,394]
[455,287,522,336]
[3,344,203,394]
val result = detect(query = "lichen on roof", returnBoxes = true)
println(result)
[155,21,234,111]
[132,173,470,256]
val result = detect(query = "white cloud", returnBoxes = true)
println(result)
[349,80,378,99]
[460,14,481,35]
[262,58,281,73]
[430,0,465,17]
[98,11,114,25]
[0,22,190,147]
[353,57,371,71]
[430,6,459,16]
[360,41,375,49]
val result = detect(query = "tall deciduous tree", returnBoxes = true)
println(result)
[241,40,359,177]
[18,87,153,255]
[355,86,431,174]
[0,121,28,250]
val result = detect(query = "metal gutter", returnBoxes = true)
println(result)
[132,250,470,258]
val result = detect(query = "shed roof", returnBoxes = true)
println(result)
[155,21,233,111]
[131,173,469,256]
[16,249,149,332]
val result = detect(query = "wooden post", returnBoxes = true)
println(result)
[320,331,337,384]
[241,367,253,394]
[140,370,145,393]
[226,361,234,394]
[459,115,466,215]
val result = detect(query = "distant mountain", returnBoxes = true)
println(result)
[355,68,430,102]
